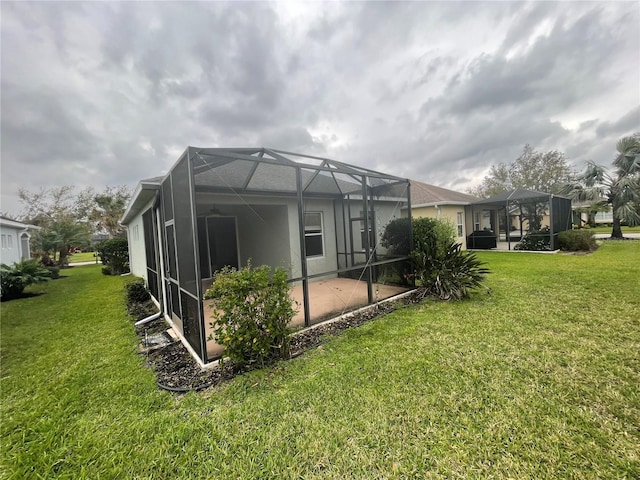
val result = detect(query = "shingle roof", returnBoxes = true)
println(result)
[410,180,479,206]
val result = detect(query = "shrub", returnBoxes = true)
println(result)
[559,230,597,251]
[204,262,296,369]
[96,238,129,275]
[1,260,52,300]
[46,266,60,279]
[382,217,455,258]
[411,239,489,301]
[381,217,456,285]
[101,266,112,276]
[123,278,156,322]
[514,228,552,251]
[125,278,150,304]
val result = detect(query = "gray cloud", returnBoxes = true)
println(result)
[596,106,640,138]
[1,1,638,214]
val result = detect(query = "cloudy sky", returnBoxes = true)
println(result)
[1,1,638,215]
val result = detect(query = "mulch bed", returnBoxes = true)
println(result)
[136,290,424,393]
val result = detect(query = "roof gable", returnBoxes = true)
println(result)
[410,180,478,206]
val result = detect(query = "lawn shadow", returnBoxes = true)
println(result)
[1,291,46,302]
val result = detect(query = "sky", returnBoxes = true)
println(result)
[1,1,638,216]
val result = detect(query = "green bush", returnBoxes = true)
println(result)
[204,262,296,369]
[381,217,456,286]
[412,239,489,300]
[382,217,455,258]
[1,260,52,300]
[123,278,156,322]
[46,266,60,279]
[125,278,150,304]
[101,266,112,276]
[559,230,597,251]
[96,238,129,275]
[514,228,552,251]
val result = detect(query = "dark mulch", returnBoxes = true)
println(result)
[136,290,423,393]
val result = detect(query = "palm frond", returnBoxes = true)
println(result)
[615,202,640,226]
[614,134,640,176]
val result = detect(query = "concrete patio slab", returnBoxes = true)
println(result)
[203,276,409,359]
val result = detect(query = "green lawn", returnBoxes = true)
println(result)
[588,225,640,234]
[68,251,99,263]
[2,243,639,479]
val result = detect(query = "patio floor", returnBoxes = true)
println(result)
[203,277,409,359]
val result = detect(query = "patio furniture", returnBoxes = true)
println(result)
[466,230,497,249]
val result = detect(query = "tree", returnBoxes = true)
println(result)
[90,186,131,239]
[18,186,93,266]
[562,133,640,239]
[469,145,575,198]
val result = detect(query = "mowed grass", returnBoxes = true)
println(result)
[588,225,640,234]
[68,251,98,263]
[1,243,639,479]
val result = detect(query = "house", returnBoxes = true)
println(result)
[0,217,39,265]
[121,147,413,366]
[405,180,479,250]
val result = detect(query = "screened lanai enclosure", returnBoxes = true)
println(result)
[467,189,572,251]
[123,147,413,365]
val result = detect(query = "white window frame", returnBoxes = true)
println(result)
[304,212,324,258]
[457,212,464,237]
[1,234,6,249]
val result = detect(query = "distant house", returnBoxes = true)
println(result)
[0,217,40,265]
[405,180,479,250]
[121,147,413,366]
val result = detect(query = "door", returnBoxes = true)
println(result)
[200,216,239,277]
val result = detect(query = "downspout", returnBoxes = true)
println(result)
[135,311,162,327]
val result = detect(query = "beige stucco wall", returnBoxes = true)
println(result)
[411,204,469,250]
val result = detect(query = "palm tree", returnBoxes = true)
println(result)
[33,218,91,267]
[563,133,640,238]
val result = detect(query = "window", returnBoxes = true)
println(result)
[304,212,323,257]
[1,235,6,249]
[7,235,12,248]
[474,212,480,231]
[457,212,463,237]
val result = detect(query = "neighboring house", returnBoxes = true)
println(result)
[593,211,614,224]
[405,180,479,250]
[571,200,612,227]
[0,217,40,265]
[121,147,413,366]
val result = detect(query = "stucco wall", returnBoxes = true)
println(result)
[195,193,338,280]
[412,204,469,249]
